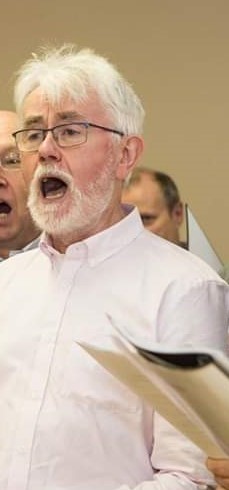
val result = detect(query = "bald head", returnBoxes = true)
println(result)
[0,111,18,139]
[0,110,18,123]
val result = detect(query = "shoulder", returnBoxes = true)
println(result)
[0,248,47,284]
[134,229,225,284]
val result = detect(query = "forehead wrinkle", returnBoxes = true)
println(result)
[23,111,86,128]
[56,111,84,121]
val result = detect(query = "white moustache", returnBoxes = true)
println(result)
[31,164,74,191]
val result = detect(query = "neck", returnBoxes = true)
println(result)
[0,248,10,259]
[0,229,40,257]
[51,203,126,253]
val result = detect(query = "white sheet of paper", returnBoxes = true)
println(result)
[185,204,223,273]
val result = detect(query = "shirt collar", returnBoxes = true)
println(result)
[19,235,41,252]
[40,206,144,267]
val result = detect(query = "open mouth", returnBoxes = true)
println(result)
[0,201,12,217]
[41,177,68,200]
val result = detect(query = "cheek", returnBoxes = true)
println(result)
[12,178,28,212]
[150,216,163,229]
[148,222,160,233]
[149,216,168,235]
[21,156,37,185]
[69,146,114,189]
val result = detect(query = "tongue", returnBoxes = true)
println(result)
[0,202,11,214]
[42,177,67,198]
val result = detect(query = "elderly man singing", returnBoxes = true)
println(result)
[0,44,228,490]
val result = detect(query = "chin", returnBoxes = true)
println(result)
[28,202,76,235]
[28,161,116,238]
[28,182,82,235]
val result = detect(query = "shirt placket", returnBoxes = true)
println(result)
[6,254,84,490]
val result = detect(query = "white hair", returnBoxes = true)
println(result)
[14,44,145,135]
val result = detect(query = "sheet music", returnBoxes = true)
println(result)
[185,204,223,273]
[77,318,229,458]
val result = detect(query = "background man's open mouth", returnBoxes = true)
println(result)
[0,201,12,216]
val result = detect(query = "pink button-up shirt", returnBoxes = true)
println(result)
[0,207,228,490]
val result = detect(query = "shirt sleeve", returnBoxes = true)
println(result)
[156,278,229,352]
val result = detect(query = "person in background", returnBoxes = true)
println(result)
[122,166,186,246]
[207,458,229,490]
[0,44,228,490]
[0,110,40,260]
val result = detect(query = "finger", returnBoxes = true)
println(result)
[215,477,229,490]
[207,458,229,477]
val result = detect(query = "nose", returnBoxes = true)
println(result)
[38,130,61,164]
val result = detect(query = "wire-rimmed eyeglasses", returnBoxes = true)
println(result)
[12,121,125,153]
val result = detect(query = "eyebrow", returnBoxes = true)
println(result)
[57,111,83,120]
[140,213,157,219]
[23,111,84,128]
[23,116,44,127]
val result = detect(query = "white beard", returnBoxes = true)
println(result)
[28,159,116,238]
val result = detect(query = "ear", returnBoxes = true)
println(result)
[172,202,184,226]
[116,135,144,181]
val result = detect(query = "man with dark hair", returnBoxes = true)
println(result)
[122,166,185,246]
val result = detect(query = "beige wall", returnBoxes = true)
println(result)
[1,0,228,260]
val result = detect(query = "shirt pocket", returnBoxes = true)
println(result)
[52,340,143,414]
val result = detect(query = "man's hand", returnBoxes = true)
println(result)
[207,457,229,490]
